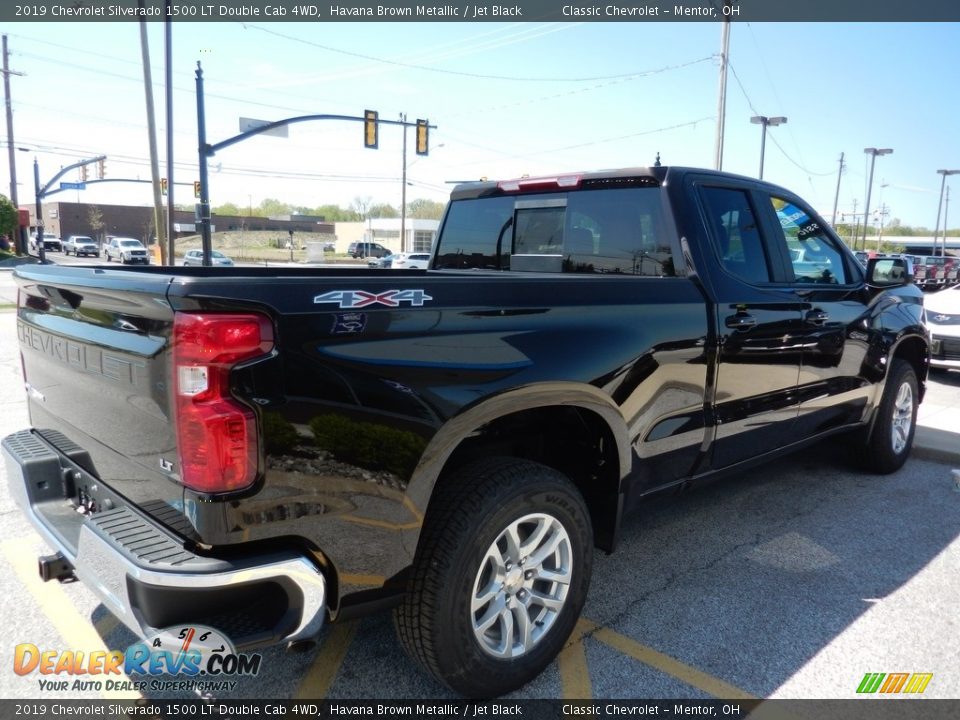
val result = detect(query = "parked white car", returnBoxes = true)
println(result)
[389,252,431,269]
[104,237,149,264]
[925,285,960,370]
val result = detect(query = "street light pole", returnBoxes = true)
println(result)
[750,115,787,180]
[933,169,960,258]
[862,147,892,249]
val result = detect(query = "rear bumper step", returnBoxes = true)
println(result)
[3,429,327,650]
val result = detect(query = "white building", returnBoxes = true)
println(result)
[334,218,440,255]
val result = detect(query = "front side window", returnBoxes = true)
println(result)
[767,196,849,285]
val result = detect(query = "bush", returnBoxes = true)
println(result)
[309,414,426,479]
[262,412,303,454]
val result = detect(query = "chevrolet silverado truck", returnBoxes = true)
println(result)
[3,167,928,697]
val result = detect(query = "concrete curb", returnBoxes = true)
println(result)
[912,426,960,466]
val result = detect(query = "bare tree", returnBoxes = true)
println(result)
[87,206,105,247]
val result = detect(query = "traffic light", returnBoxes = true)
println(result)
[193,180,201,199]
[160,178,168,196]
[363,110,378,149]
[97,159,105,179]
[81,165,88,182]
[415,119,429,156]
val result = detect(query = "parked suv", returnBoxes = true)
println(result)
[63,235,99,257]
[347,241,390,259]
[104,237,149,264]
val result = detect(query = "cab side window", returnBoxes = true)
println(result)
[700,186,771,285]
[766,196,849,285]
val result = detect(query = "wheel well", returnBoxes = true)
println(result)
[892,335,929,396]
[438,406,622,551]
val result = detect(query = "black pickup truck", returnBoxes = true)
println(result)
[3,167,928,697]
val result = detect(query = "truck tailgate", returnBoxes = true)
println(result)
[13,266,188,526]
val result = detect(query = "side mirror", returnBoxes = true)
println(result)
[866,257,912,287]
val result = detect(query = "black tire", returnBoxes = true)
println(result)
[394,457,593,697]
[854,358,918,474]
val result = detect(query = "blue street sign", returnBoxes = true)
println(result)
[60,181,86,190]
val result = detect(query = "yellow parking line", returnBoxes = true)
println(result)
[587,620,756,700]
[0,536,141,701]
[295,619,360,699]
[92,611,121,641]
[557,618,593,699]
[339,573,387,587]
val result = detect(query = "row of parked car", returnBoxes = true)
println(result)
[854,250,960,291]
[30,234,151,264]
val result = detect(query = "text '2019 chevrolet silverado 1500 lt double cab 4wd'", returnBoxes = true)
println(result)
[3,167,928,697]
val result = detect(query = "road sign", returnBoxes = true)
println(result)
[239,117,289,138]
[60,182,86,190]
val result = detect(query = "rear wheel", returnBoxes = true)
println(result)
[394,457,593,697]
[854,358,918,474]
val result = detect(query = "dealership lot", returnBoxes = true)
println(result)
[0,278,957,701]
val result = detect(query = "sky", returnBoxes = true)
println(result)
[2,18,959,229]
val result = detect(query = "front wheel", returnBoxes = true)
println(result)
[854,358,918,474]
[394,458,593,697]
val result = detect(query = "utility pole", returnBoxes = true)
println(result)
[831,152,845,227]
[713,4,732,171]
[400,112,408,253]
[875,203,890,250]
[139,11,167,265]
[165,5,175,265]
[2,34,26,255]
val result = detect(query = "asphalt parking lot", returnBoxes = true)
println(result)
[0,275,958,702]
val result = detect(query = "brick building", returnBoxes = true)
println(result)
[22,202,334,244]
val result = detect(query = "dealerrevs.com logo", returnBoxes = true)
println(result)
[14,625,261,693]
[856,672,933,694]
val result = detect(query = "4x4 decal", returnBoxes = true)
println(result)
[313,289,433,309]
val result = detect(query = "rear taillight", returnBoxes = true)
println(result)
[172,312,274,494]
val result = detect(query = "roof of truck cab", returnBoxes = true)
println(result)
[448,166,783,201]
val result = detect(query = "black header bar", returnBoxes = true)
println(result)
[4,0,960,23]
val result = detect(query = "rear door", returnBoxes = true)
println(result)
[693,180,806,469]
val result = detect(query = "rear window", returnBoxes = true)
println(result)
[434,187,676,276]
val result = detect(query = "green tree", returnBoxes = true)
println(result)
[368,203,398,219]
[313,204,360,222]
[213,202,241,216]
[0,194,17,241]
[406,198,446,220]
[258,198,291,217]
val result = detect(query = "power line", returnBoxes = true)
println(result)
[727,60,834,178]
[246,24,705,84]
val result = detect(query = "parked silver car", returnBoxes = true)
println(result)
[183,249,234,266]
[63,235,99,257]
[104,237,149,264]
